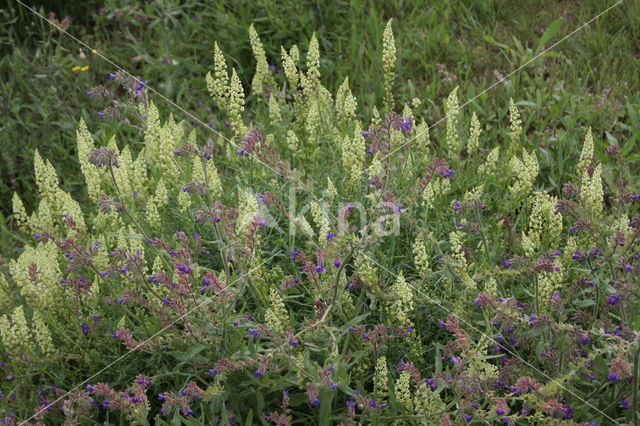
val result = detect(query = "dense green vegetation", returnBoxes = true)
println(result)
[1,0,639,424]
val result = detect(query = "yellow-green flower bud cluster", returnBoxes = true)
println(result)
[538,266,564,311]
[0,275,12,313]
[32,310,55,357]
[412,233,430,277]
[310,201,330,244]
[191,157,223,200]
[464,337,499,382]
[374,356,389,400]
[390,272,414,327]
[12,193,29,232]
[306,98,320,144]
[177,190,192,218]
[445,86,460,154]
[508,149,538,196]
[236,189,259,234]
[141,104,181,179]
[580,164,604,216]
[382,19,396,108]
[335,77,357,122]
[108,139,134,198]
[414,120,430,156]
[577,127,594,178]
[523,191,563,255]
[0,306,31,352]
[293,353,305,384]
[414,388,446,419]
[509,98,522,149]
[463,184,484,202]
[228,69,246,137]
[422,178,451,210]
[281,45,299,89]
[468,111,481,155]
[265,288,289,334]
[394,371,414,412]
[305,34,321,89]
[76,118,103,201]
[29,151,87,233]
[355,254,377,286]
[0,305,56,359]
[326,177,337,202]
[341,123,366,186]
[34,150,58,202]
[268,94,282,125]
[206,42,229,107]
[146,179,168,229]
[484,277,498,297]
[206,43,245,138]
[449,230,467,268]
[478,146,500,175]
[294,215,315,238]
[287,130,299,152]
[248,24,274,95]
[9,241,64,314]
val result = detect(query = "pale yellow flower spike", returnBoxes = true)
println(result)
[265,288,289,334]
[468,111,481,155]
[395,371,414,413]
[445,86,460,154]
[76,118,102,201]
[228,68,246,137]
[281,45,299,89]
[374,356,389,400]
[341,122,366,186]
[577,127,594,178]
[382,19,396,109]
[509,98,522,150]
[306,33,321,89]
[581,163,604,216]
[248,24,273,95]
[390,272,414,327]
[206,42,229,107]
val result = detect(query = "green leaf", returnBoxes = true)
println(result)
[173,344,208,363]
[573,299,595,309]
[343,313,370,327]
[319,388,334,426]
[244,409,253,426]
[536,19,564,53]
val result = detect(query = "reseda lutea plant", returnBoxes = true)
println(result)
[2,19,640,425]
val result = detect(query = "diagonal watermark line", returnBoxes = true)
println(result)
[14,0,624,423]
[373,0,624,170]
[359,251,621,425]
[20,251,280,425]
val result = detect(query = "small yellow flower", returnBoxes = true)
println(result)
[71,66,81,71]
[71,65,89,72]
[91,49,98,54]
[81,65,89,71]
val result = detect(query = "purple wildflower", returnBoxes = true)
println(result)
[607,294,621,306]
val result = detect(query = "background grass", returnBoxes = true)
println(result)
[1,0,639,258]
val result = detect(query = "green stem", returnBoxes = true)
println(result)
[633,340,640,426]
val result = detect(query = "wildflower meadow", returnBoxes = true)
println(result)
[1,0,640,425]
